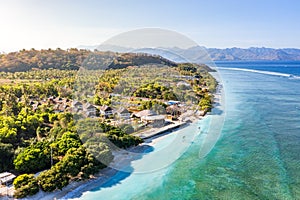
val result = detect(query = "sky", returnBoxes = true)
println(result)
[0,0,300,52]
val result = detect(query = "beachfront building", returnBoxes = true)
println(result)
[100,105,113,118]
[166,105,181,118]
[84,103,97,117]
[131,109,165,127]
[141,115,165,128]
[116,107,131,119]
[0,172,16,186]
[131,109,156,119]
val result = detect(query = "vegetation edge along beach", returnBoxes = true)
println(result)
[0,48,217,199]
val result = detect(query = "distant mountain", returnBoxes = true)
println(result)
[163,46,300,62]
[206,47,300,61]
[96,44,134,53]
[78,45,300,62]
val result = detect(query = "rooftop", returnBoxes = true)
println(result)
[141,115,165,121]
[134,110,156,118]
[0,172,16,185]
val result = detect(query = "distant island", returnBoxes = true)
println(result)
[206,47,300,61]
[0,48,216,199]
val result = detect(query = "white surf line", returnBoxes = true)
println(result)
[218,67,293,78]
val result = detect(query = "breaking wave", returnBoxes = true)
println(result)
[218,67,300,79]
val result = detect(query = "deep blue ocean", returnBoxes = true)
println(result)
[73,61,300,200]
[216,61,300,77]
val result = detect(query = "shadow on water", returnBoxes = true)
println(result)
[213,102,221,107]
[211,107,223,115]
[65,144,154,199]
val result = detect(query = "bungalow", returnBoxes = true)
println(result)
[131,109,156,119]
[100,105,113,118]
[166,105,181,117]
[47,96,56,105]
[62,98,70,104]
[0,172,16,185]
[32,102,41,111]
[55,97,63,103]
[72,100,83,112]
[141,115,165,128]
[116,107,130,119]
[85,111,96,118]
[53,103,70,113]
[84,103,96,117]
[53,104,60,113]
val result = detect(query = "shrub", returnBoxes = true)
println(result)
[13,174,39,198]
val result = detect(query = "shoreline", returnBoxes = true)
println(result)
[197,71,225,159]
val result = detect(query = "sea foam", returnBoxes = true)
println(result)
[218,67,300,79]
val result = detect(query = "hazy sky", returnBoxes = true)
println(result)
[1,0,300,52]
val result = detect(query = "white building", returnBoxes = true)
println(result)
[0,172,16,185]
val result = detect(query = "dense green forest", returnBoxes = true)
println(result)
[0,72,142,198]
[0,48,178,72]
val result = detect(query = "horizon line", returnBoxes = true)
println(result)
[1,45,300,54]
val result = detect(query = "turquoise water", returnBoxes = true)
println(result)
[76,62,300,200]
